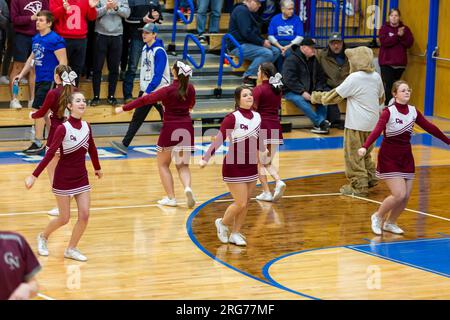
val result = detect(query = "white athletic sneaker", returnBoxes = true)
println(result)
[256,191,273,202]
[20,78,28,84]
[37,233,49,256]
[10,98,22,109]
[0,75,9,84]
[228,232,247,246]
[272,180,286,202]
[47,207,59,216]
[383,222,404,234]
[184,187,196,208]
[157,197,177,207]
[27,99,34,108]
[215,218,229,244]
[64,248,87,262]
[371,213,383,235]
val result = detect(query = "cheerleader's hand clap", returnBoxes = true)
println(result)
[115,106,124,114]
[95,170,103,179]
[358,147,367,157]
[25,175,36,189]
[199,159,208,169]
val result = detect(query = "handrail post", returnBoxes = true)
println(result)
[183,34,206,69]
[214,34,243,98]
[169,0,195,55]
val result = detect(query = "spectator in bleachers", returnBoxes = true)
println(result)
[9,0,49,109]
[379,8,413,105]
[227,0,280,87]
[50,0,98,86]
[122,0,162,103]
[196,0,224,44]
[268,0,303,71]
[90,0,130,106]
[0,20,13,85]
[14,10,67,155]
[316,32,349,129]
[282,37,330,134]
[111,22,169,155]
[0,0,9,83]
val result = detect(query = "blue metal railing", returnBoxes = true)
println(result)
[214,34,243,98]
[170,0,195,48]
[182,34,205,69]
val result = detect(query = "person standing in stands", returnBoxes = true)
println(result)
[90,0,130,106]
[14,10,67,155]
[110,22,169,155]
[50,0,99,86]
[196,0,223,44]
[9,0,49,109]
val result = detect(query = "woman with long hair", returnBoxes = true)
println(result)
[358,81,450,235]
[200,86,261,246]
[26,92,102,262]
[30,65,78,216]
[116,60,197,208]
[253,62,286,202]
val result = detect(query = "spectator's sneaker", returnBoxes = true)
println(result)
[48,207,59,216]
[256,191,273,202]
[64,248,87,262]
[20,78,28,84]
[107,96,118,106]
[28,99,34,108]
[242,76,257,87]
[110,141,128,155]
[198,35,207,44]
[371,213,383,235]
[184,187,196,208]
[37,233,49,256]
[10,98,22,109]
[310,126,329,134]
[228,232,247,246]
[321,120,331,130]
[215,218,229,244]
[383,222,404,234]
[23,142,45,155]
[273,180,286,202]
[0,75,10,84]
[89,96,100,106]
[157,197,177,207]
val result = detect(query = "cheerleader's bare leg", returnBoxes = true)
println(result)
[42,195,71,239]
[375,178,408,220]
[385,178,413,224]
[223,182,252,233]
[157,149,175,199]
[67,191,90,249]
[233,181,256,232]
[174,150,191,189]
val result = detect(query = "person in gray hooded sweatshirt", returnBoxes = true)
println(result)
[91,0,130,106]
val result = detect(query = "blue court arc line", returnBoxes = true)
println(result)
[186,168,450,300]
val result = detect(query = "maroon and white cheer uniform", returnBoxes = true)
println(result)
[33,116,101,196]
[203,108,261,183]
[363,102,450,180]
[123,80,195,152]
[252,80,283,145]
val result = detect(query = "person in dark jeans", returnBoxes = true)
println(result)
[122,0,162,102]
[90,0,130,106]
[111,23,169,155]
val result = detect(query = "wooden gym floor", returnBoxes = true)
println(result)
[0,120,449,300]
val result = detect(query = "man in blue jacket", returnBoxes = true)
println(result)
[227,0,279,86]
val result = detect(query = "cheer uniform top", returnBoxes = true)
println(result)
[32,116,101,196]
[123,80,196,152]
[203,107,261,183]
[363,102,450,180]
[252,80,283,145]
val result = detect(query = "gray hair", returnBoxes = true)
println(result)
[281,0,294,9]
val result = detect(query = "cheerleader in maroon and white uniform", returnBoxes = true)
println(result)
[25,92,102,262]
[253,62,286,202]
[30,65,78,216]
[116,61,197,208]
[358,80,450,235]
[200,86,261,246]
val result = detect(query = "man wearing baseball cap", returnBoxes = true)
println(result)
[316,32,350,129]
[282,37,331,134]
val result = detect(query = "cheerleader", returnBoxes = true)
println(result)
[252,62,286,202]
[30,65,78,216]
[358,80,450,235]
[200,86,261,246]
[116,61,196,208]
[25,92,102,262]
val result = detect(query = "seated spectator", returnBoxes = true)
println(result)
[316,32,349,129]
[90,0,130,106]
[268,0,304,71]
[282,37,330,134]
[227,0,280,87]
[196,0,224,44]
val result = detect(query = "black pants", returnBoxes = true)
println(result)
[380,65,405,104]
[84,21,96,78]
[121,21,131,72]
[65,38,88,87]
[93,34,123,98]
[327,104,341,124]
[122,91,164,147]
